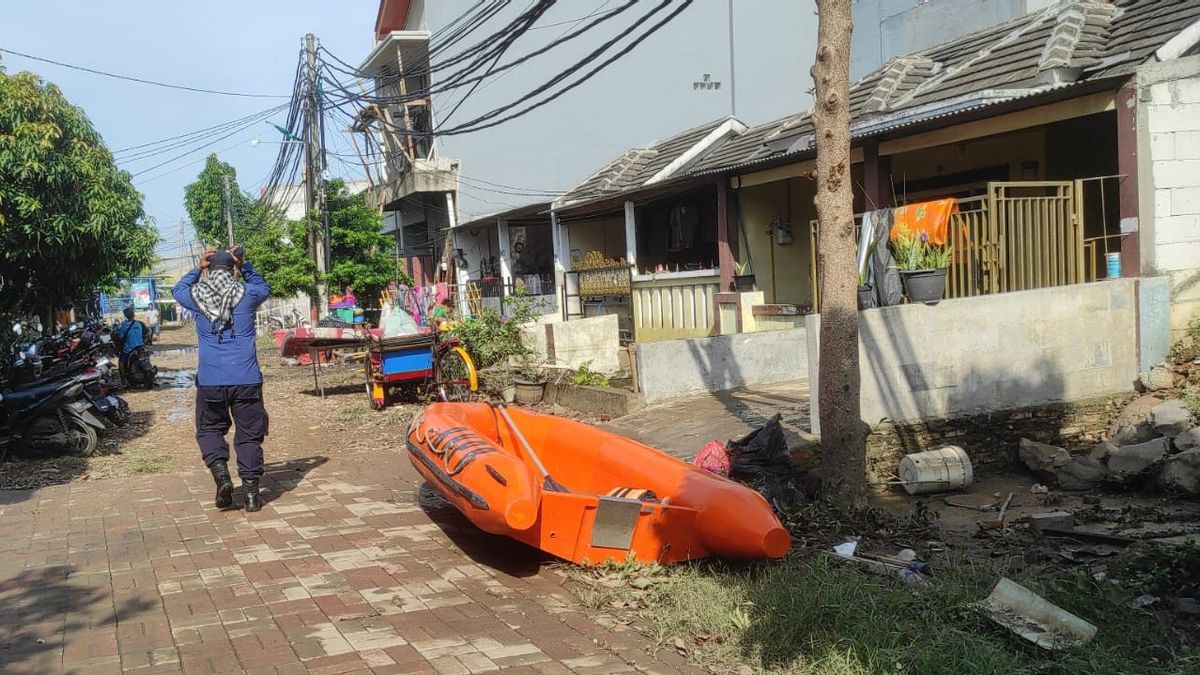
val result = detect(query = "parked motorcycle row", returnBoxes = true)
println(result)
[0,317,156,462]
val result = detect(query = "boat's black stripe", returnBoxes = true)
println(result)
[406,439,490,510]
[485,465,508,486]
[449,449,495,476]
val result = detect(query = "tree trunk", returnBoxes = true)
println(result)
[811,0,866,509]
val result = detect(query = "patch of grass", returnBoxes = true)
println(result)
[568,361,610,388]
[334,404,370,423]
[568,552,1198,674]
[119,449,178,475]
[1183,386,1200,418]
[256,333,279,351]
[86,447,179,479]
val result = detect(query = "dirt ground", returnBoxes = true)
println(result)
[5,324,1197,563]
[0,326,422,492]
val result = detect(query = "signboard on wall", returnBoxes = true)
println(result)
[130,280,153,309]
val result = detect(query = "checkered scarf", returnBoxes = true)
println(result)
[191,269,244,332]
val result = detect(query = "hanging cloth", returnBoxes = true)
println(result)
[668,204,699,251]
[870,209,903,306]
[890,198,957,245]
[856,211,877,283]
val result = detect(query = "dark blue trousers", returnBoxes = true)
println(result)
[196,384,268,481]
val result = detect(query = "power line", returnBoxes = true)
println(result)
[0,47,291,99]
[112,103,290,155]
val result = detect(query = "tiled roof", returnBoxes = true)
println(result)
[556,117,734,207]
[690,0,1200,175]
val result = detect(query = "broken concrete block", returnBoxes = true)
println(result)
[1108,438,1171,481]
[1111,424,1157,446]
[1111,395,1163,437]
[1028,511,1076,532]
[1057,457,1108,491]
[1158,448,1200,495]
[1139,364,1175,391]
[1019,438,1069,481]
[1149,400,1193,439]
[1089,440,1119,462]
[1175,427,1200,452]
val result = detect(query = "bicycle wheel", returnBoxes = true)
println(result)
[434,346,478,402]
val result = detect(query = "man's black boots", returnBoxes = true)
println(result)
[243,479,262,512]
[211,460,234,509]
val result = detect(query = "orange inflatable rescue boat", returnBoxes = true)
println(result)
[406,402,790,564]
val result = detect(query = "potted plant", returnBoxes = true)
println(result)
[891,230,953,304]
[733,260,756,292]
[513,356,547,405]
[481,365,516,403]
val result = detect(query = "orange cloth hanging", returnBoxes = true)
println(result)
[890,198,958,245]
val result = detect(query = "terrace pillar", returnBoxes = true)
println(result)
[717,178,736,291]
[623,200,638,271]
[863,140,892,210]
[497,217,512,289]
[1116,78,1140,275]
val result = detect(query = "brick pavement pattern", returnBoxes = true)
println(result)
[0,463,696,674]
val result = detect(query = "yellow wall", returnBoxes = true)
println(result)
[564,215,626,264]
[737,178,817,306]
[889,127,1046,197]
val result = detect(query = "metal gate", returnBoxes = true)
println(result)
[986,181,1084,293]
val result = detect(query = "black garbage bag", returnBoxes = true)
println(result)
[729,413,802,512]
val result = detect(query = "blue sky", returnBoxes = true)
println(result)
[0,1,815,256]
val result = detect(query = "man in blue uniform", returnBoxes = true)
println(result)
[173,247,272,512]
[113,306,146,385]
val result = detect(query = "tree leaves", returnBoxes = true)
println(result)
[0,69,156,314]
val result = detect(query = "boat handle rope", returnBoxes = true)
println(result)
[435,433,477,459]
[411,411,428,444]
[429,427,471,456]
[444,439,493,467]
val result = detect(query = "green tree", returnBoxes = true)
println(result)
[241,202,314,298]
[183,154,254,247]
[0,69,157,317]
[324,179,404,307]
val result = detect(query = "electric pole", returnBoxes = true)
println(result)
[727,0,737,118]
[222,174,235,248]
[304,32,329,321]
[177,219,185,276]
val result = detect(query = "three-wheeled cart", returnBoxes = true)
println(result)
[365,332,477,410]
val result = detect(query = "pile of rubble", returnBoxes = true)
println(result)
[1019,396,1199,494]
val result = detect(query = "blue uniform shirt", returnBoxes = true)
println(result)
[115,320,145,354]
[173,261,271,386]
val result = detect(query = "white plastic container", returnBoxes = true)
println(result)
[898,445,973,495]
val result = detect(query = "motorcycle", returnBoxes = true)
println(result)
[122,345,157,389]
[83,356,130,427]
[0,370,107,461]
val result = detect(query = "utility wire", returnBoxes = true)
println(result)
[0,47,291,98]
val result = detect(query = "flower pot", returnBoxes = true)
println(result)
[733,274,757,292]
[513,377,545,405]
[857,285,877,310]
[900,268,948,304]
[500,384,516,403]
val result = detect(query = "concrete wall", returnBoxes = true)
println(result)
[889,126,1046,192]
[563,215,626,262]
[1138,55,1200,337]
[522,313,621,373]
[737,178,816,306]
[455,223,500,280]
[636,327,808,404]
[850,0,1050,80]
[806,280,1139,434]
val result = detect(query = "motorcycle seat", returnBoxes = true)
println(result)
[1,380,71,408]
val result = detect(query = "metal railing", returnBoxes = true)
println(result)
[808,181,1088,311]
